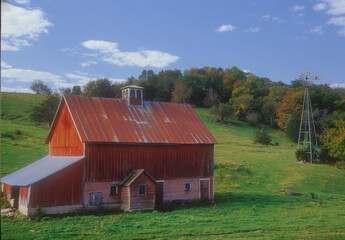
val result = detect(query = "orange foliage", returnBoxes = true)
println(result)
[276,89,304,129]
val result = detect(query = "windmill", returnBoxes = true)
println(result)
[297,71,321,163]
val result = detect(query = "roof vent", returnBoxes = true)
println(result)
[121,85,144,106]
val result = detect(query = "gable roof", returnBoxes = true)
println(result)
[1,155,84,186]
[46,95,217,144]
[119,169,156,187]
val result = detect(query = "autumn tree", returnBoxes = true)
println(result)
[171,82,193,103]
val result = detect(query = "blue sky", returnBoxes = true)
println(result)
[2,0,345,93]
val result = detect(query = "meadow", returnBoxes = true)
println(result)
[1,93,345,239]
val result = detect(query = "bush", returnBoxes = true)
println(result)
[335,161,345,169]
[295,144,319,162]
[253,128,272,145]
[246,113,258,126]
[210,103,233,124]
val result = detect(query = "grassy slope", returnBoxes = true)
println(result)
[1,93,345,239]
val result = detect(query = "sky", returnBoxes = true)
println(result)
[2,0,345,93]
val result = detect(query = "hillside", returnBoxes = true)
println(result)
[1,92,345,239]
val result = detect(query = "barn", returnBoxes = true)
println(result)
[2,85,216,215]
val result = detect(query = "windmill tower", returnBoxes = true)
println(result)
[297,71,321,163]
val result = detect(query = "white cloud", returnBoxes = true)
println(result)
[245,27,260,33]
[81,40,180,68]
[65,73,91,86]
[1,61,12,69]
[330,83,345,88]
[216,24,236,32]
[13,0,30,4]
[1,2,52,51]
[328,16,345,36]
[314,1,345,36]
[310,25,324,35]
[261,15,286,23]
[292,5,305,11]
[2,86,34,93]
[1,63,71,88]
[81,60,98,67]
[313,3,326,11]
[325,0,345,15]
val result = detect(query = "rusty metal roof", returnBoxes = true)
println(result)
[1,156,84,186]
[47,95,217,144]
[119,169,156,186]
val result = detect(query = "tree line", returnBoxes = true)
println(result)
[30,66,345,168]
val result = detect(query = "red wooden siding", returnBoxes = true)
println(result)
[19,187,29,206]
[85,144,213,181]
[29,160,83,208]
[84,181,121,205]
[129,174,155,210]
[129,98,142,106]
[2,183,11,198]
[50,104,84,156]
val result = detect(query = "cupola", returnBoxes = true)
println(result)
[121,85,144,106]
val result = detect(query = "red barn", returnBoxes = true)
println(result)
[2,85,216,215]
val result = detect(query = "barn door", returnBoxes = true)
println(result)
[200,179,210,201]
[11,186,19,208]
[155,181,164,204]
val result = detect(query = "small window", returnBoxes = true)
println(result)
[130,89,135,98]
[184,182,192,191]
[136,90,142,99]
[90,192,102,206]
[139,184,147,196]
[109,184,118,196]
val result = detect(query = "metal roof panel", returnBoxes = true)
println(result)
[51,96,217,144]
[1,156,84,186]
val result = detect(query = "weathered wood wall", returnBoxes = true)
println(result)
[85,144,213,181]
[129,174,155,210]
[29,160,84,208]
[50,104,84,156]
[84,181,121,206]
[19,187,29,206]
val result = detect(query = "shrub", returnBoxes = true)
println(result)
[335,161,345,169]
[295,144,319,162]
[210,103,233,123]
[253,128,272,145]
[246,113,258,126]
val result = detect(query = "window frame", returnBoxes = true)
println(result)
[139,184,147,196]
[109,184,118,196]
[184,182,192,191]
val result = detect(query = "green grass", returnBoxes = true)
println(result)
[1,93,345,239]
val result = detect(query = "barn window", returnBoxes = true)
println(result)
[136,89,142,99]
[90,192,102,206]
[109,184,118,196]
[130,89,136,98]
[184,182,192,191]
[139,184,147,196]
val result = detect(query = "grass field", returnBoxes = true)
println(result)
[1,93,345,239]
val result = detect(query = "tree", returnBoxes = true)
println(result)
[59,87,72,95]
[30,95,60,127]
[203,88,219,107]
[210,103,233,123]
[320,119,345,162]
[171,82,193,103]
[72,85,82,95]
[83,78,115,97]
[253,128,272,145]
[30,80,52,95]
